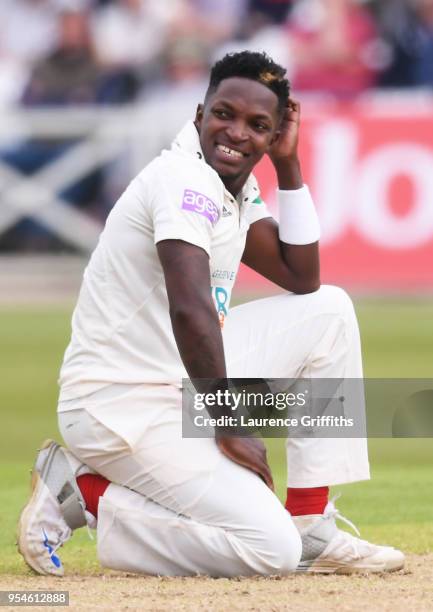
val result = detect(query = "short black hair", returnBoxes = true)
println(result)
[206,51,290,116]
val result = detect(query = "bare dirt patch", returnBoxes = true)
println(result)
[2,554,433,612]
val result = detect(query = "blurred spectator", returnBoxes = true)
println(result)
[373,0,433,87]
[248,0,292,24]
[23,8,104,105]
[91,0,183,90]
[162,0,247,83]
[0,0,58,107]
[242,0,291,38]
[239,0,293,41]
[286,0,381,97]
[163,38,210,85]
[185,0,248,40]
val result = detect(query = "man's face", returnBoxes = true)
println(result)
[195,77,281,194]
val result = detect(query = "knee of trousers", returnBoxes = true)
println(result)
[310,284,356,322]
[244,522,302,576]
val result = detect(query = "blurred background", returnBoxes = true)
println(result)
[0,0,432,297]
[1,0,433,574]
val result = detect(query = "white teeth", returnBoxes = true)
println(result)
[216,144,243,158]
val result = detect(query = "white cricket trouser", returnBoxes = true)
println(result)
[58,285,369,576]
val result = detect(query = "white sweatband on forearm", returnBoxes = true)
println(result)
[278,185,321,245]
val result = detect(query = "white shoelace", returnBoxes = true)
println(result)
[324,494,361,537]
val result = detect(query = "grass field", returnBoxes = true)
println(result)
[1,298,433,591]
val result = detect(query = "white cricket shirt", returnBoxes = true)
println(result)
[58,121,271,403]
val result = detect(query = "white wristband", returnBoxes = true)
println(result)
[278,185,321,245]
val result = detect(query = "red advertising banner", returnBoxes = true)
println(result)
[238,98,433,293]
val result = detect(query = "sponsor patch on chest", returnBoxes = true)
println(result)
[181,189,220,224]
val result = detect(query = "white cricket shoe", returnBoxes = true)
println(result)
[17,440,88,576]
[293,496,405,574]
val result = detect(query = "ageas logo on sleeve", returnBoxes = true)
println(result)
[181,189,220,224]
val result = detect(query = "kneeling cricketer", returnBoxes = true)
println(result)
[18,51,404,577]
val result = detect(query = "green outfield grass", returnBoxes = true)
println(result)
[1,298,433,575]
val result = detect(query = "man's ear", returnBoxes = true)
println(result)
[194,104,204,129]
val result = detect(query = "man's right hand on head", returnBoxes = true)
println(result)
[215,434,275,492]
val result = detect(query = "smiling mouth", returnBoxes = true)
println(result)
[215,144,246,159]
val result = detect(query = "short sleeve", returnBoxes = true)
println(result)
[247,193,273,227]
[151,160,222,256]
